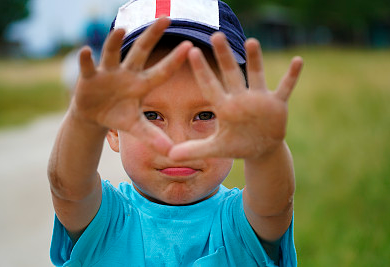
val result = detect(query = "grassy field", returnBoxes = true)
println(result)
[1,48,390,265]
[0,58,69,128]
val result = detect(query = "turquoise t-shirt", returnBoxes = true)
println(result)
[51,180,297,266]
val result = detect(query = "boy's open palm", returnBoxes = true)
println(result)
[169,33,303,161]
[73,18,192,152]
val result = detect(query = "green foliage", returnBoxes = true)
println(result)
[0,0,29,40]
[226,0,390,39]
[280,0,390,28]
[224,0,259,14]
[223,48,390,265]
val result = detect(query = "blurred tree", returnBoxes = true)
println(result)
[0,0,29,42]
[279,0,389,27]
[274,0,390,44]
[227,0,390,27]
[224,0,259,14]
[226,0,390,45]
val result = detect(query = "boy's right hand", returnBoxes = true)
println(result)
[72,18,192,153]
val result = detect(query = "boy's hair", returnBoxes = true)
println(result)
[110,0,247,67]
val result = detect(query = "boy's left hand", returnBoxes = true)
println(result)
[169,33,303,161]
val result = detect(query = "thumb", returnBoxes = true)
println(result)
[131,120,173,155]
[168,136,221,161]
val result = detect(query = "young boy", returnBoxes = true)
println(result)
[48,0,303,266]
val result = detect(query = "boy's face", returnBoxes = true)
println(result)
[108,46,233,205]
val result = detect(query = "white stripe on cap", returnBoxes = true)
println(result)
[114,0,220,36]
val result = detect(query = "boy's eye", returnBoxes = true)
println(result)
[144,111,161,121]
[195,112,215,121]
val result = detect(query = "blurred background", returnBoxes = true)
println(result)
[0,0,389,266]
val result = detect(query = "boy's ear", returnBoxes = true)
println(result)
[106,129,120,152]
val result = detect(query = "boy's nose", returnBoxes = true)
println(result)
[166,122,191,144]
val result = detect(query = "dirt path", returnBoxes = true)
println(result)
[0,114,126,266]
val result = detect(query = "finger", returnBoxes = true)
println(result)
[245,38,267,90]
[123,17,171,70]
[275,56,303,101]
[141,41,193,90]
[79,46,96,78]
[168,136,222,161]
[188,47,226,103]
[211,32,246,93]
[100,29,126,69]
[130,119,173,155]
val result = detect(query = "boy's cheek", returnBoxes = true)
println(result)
[192,121,217,138]
[149,120,164,129]
[205,158,234,178]
[119,134,156,164]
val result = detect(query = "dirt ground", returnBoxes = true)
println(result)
[0,113,127,266]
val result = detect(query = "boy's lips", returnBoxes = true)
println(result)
[159,167,198,176]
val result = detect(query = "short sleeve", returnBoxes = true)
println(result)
[50,180,130,266]
[221,190,297,267]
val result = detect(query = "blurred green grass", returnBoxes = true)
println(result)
[1,48,390,265]
[0,58,69,128]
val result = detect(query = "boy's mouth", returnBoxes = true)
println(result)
[159,167,198,176]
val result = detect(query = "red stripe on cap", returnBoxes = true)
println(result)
[155,0,171,18]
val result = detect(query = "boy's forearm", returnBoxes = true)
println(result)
[243,141,295,217]
[48,103,108,201]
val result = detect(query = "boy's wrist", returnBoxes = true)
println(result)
[244,141,289,165]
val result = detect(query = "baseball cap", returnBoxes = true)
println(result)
[111,0,247,65]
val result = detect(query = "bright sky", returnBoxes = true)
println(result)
[8,0,128,57]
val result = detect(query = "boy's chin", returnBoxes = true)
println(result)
[134,185,191,205]
[133,181,220,206]
[155,190,219,206]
